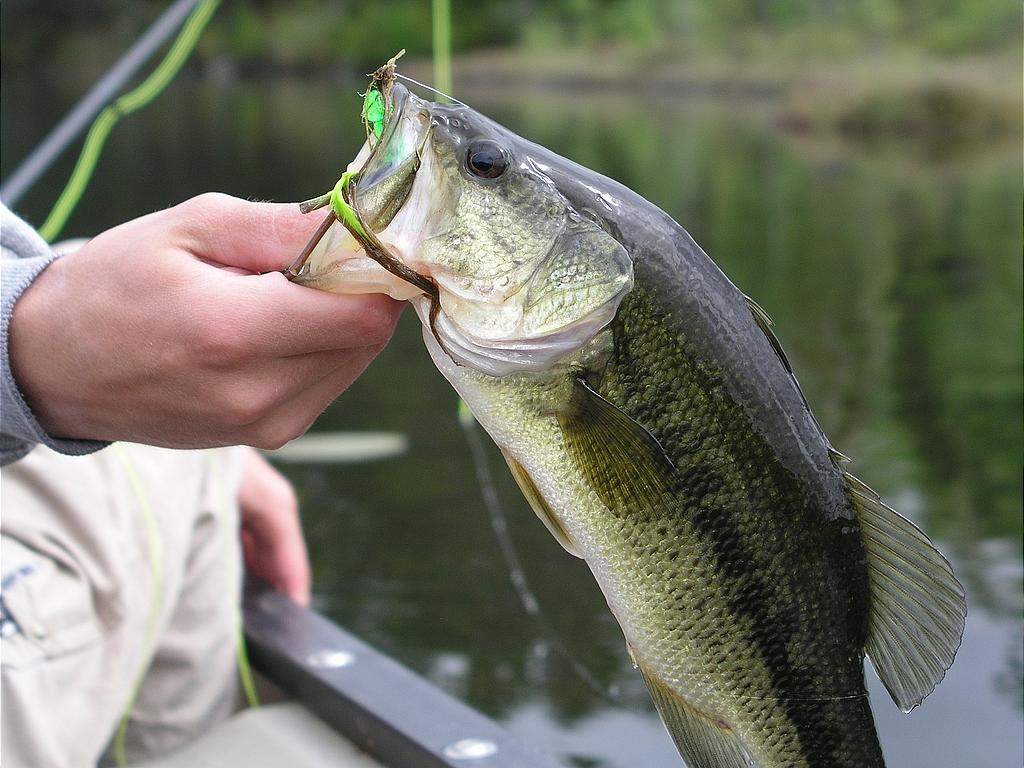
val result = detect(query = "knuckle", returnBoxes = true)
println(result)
[179,192,233,217]
[351,297,401,346]
[274,473,300,513]
[171,193,237,247]
[283,485,300,514]
[251,420,302,452]
[222,396,265,429]
[221,380,281,428]
[190,315,249,367]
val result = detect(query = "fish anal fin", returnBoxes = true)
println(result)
[500,449,582,558]
[639,665,753,768]
[846,472,967,712]
[557,378,675,517]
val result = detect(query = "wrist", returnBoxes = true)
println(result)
[8,256,79,439]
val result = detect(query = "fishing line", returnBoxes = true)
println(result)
[457,403,626,706]
[110,444,165,768]
[38,0,221,242]
[206,450,261,711]
[394,73,469,108]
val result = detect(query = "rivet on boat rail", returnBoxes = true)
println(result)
[306,649,355,668]
[442,738,498,760]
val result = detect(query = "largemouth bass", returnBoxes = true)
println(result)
[293,80,966,767]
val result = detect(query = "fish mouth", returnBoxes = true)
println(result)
[295,83,633,378]
[291,85,436,301]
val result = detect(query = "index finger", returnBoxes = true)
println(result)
[173,193,323,273]
[232,271,405,356]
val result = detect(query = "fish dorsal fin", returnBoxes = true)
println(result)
[639,665,754,768]
[557,378,675,516]
[744,294,793,372]
[846,473,966,712]
[744,294,842,456]
[500,448,582,558]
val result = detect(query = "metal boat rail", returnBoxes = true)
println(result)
[244,580,566,768]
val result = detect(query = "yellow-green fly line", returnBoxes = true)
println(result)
[432,0,452,98]
[39,0,221,243]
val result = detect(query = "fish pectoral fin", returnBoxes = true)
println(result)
[639,665,753,768]
[501,449,582,558]
[557,378,675,516]
[846,472,966,712]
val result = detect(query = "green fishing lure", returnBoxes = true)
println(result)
[287,50,406,278]
[361,49,404,143]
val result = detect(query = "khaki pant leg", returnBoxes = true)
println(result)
[98,446,246,766]
[1,444,246,768]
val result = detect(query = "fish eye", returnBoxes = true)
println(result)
[465,140,509,179]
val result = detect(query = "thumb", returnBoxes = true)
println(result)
[238,448,311,605]
[173,192,324,273]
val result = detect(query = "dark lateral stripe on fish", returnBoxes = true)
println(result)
[676,441,880,765]
[602,290,881,765]
[675,483,849,762]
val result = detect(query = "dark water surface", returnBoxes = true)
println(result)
[3,75,1021,767]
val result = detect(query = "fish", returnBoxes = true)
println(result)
[291,79,966,768]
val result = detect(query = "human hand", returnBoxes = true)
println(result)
[9,193,403,449]
[237,447,310,605]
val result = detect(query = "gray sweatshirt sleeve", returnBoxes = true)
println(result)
[1,205,108,465]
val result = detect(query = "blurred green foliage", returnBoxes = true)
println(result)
[1,0,1020,74]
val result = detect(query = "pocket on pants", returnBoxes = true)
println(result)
[0,536,104,670]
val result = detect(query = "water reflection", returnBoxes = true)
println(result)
[2,76,1020,767]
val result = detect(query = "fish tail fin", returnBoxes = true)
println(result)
[846,472,966,712]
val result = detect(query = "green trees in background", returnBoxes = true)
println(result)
[187,0,1024,62]
[2,0,1020,73]
[520,0,1019,54]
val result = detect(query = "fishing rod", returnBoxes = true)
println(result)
[0,0,215,228]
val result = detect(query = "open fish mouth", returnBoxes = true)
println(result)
[290,81,633,378]
[287,83,435,302]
